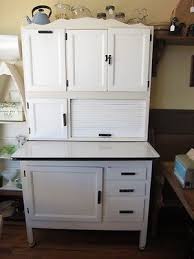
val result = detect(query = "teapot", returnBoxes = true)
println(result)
[26,5,52,25]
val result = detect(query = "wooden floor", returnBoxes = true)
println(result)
[0,222,187,259]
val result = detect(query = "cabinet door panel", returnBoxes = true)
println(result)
[26,166,103,222]
[22,29,66,91]
[28,99,67,140]
[66,30,108,91]
[71,99,147,140]
[108,28,150,92]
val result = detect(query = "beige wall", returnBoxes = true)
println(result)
[1,0,194,109]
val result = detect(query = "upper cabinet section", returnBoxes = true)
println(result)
[21,18,153,93]
[22,29,66,91]
[108,28,151,92]
[66,30,108,91]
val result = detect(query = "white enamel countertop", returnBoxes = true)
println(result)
[12,141,159,160]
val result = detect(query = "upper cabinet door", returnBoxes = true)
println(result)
[108,28,151,92]
[22,29,66,91]
[66,30,108,91]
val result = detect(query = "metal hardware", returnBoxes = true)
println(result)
[121,172,136,176]
[119,189,134,193]
[105,55,108,62]
[29,128,31,134]
[147,80,150,89]
[27,102,29,109]
[97,191,102,204]
[24,171,26,177]
[27,208,30,214]
[38,30,53,34]
[108,55,112,65]
[65,33,68,40]
[63,113,67,126]
[99,134,112,137]
[66,80,69,87]
[119,210,134,214]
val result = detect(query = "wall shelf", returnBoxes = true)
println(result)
[152,33,194,76]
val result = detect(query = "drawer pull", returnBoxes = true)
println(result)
[119,189,134,193]
[121,172,136,176]
[38,30,53,34]
[119,210,134,214]
[99,134,112,137]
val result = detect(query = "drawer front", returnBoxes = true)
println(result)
[105,167,147,180]
[104,197,145,222]
[104,181,146,197]
[71,99,147,139]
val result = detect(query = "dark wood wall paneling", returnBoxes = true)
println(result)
[149,109,194,161]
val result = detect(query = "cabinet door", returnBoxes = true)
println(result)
[108,28,151,92]
[66,30,108,91]
[71,99,148,140]
[25,166,103,222]
[27,99,67,140]
[22,29,66,91]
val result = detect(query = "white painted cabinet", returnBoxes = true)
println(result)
[21,19,153,141]
[108,28,151,92]
[18,157,158,249]
[24,166,103,222]
[66,30,108,91]
[27,99,67,140]
[22,29,66,91]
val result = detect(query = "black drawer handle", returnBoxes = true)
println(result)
[119,210,134,214]
[38,30,53,34]
[119,189,134,193]
[121,172,136,176]
[63,114,67,126]
[99,134,112,137]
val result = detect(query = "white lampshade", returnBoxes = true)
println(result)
[0,35,20,62]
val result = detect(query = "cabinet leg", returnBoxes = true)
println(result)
[139,228,147,250]
[26,226,35,247]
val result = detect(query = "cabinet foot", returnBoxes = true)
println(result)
[29,241,36,248]
[139,229,147,250]
[26,226,34,246]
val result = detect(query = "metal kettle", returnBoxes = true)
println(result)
[26,5,52,25]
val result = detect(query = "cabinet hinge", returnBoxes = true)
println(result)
[24,170,26,177]
[27,102,29,109]
[65,33,68,40]
[29,128,31,134]
[27,208,29,214]
[150,34,152,42]
[66,79,69,87]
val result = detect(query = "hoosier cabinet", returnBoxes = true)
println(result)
[12,18,159,249]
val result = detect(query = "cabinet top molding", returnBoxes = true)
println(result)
[22,17,153,30]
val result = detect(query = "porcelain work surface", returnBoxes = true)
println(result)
[12,141,159,160]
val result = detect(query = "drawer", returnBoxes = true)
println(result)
[70,99,147,139]
[105,167,147,180]
[104,197,144,222]
[104,181,146,197]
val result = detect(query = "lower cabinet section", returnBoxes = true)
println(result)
[21,160,152,249]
